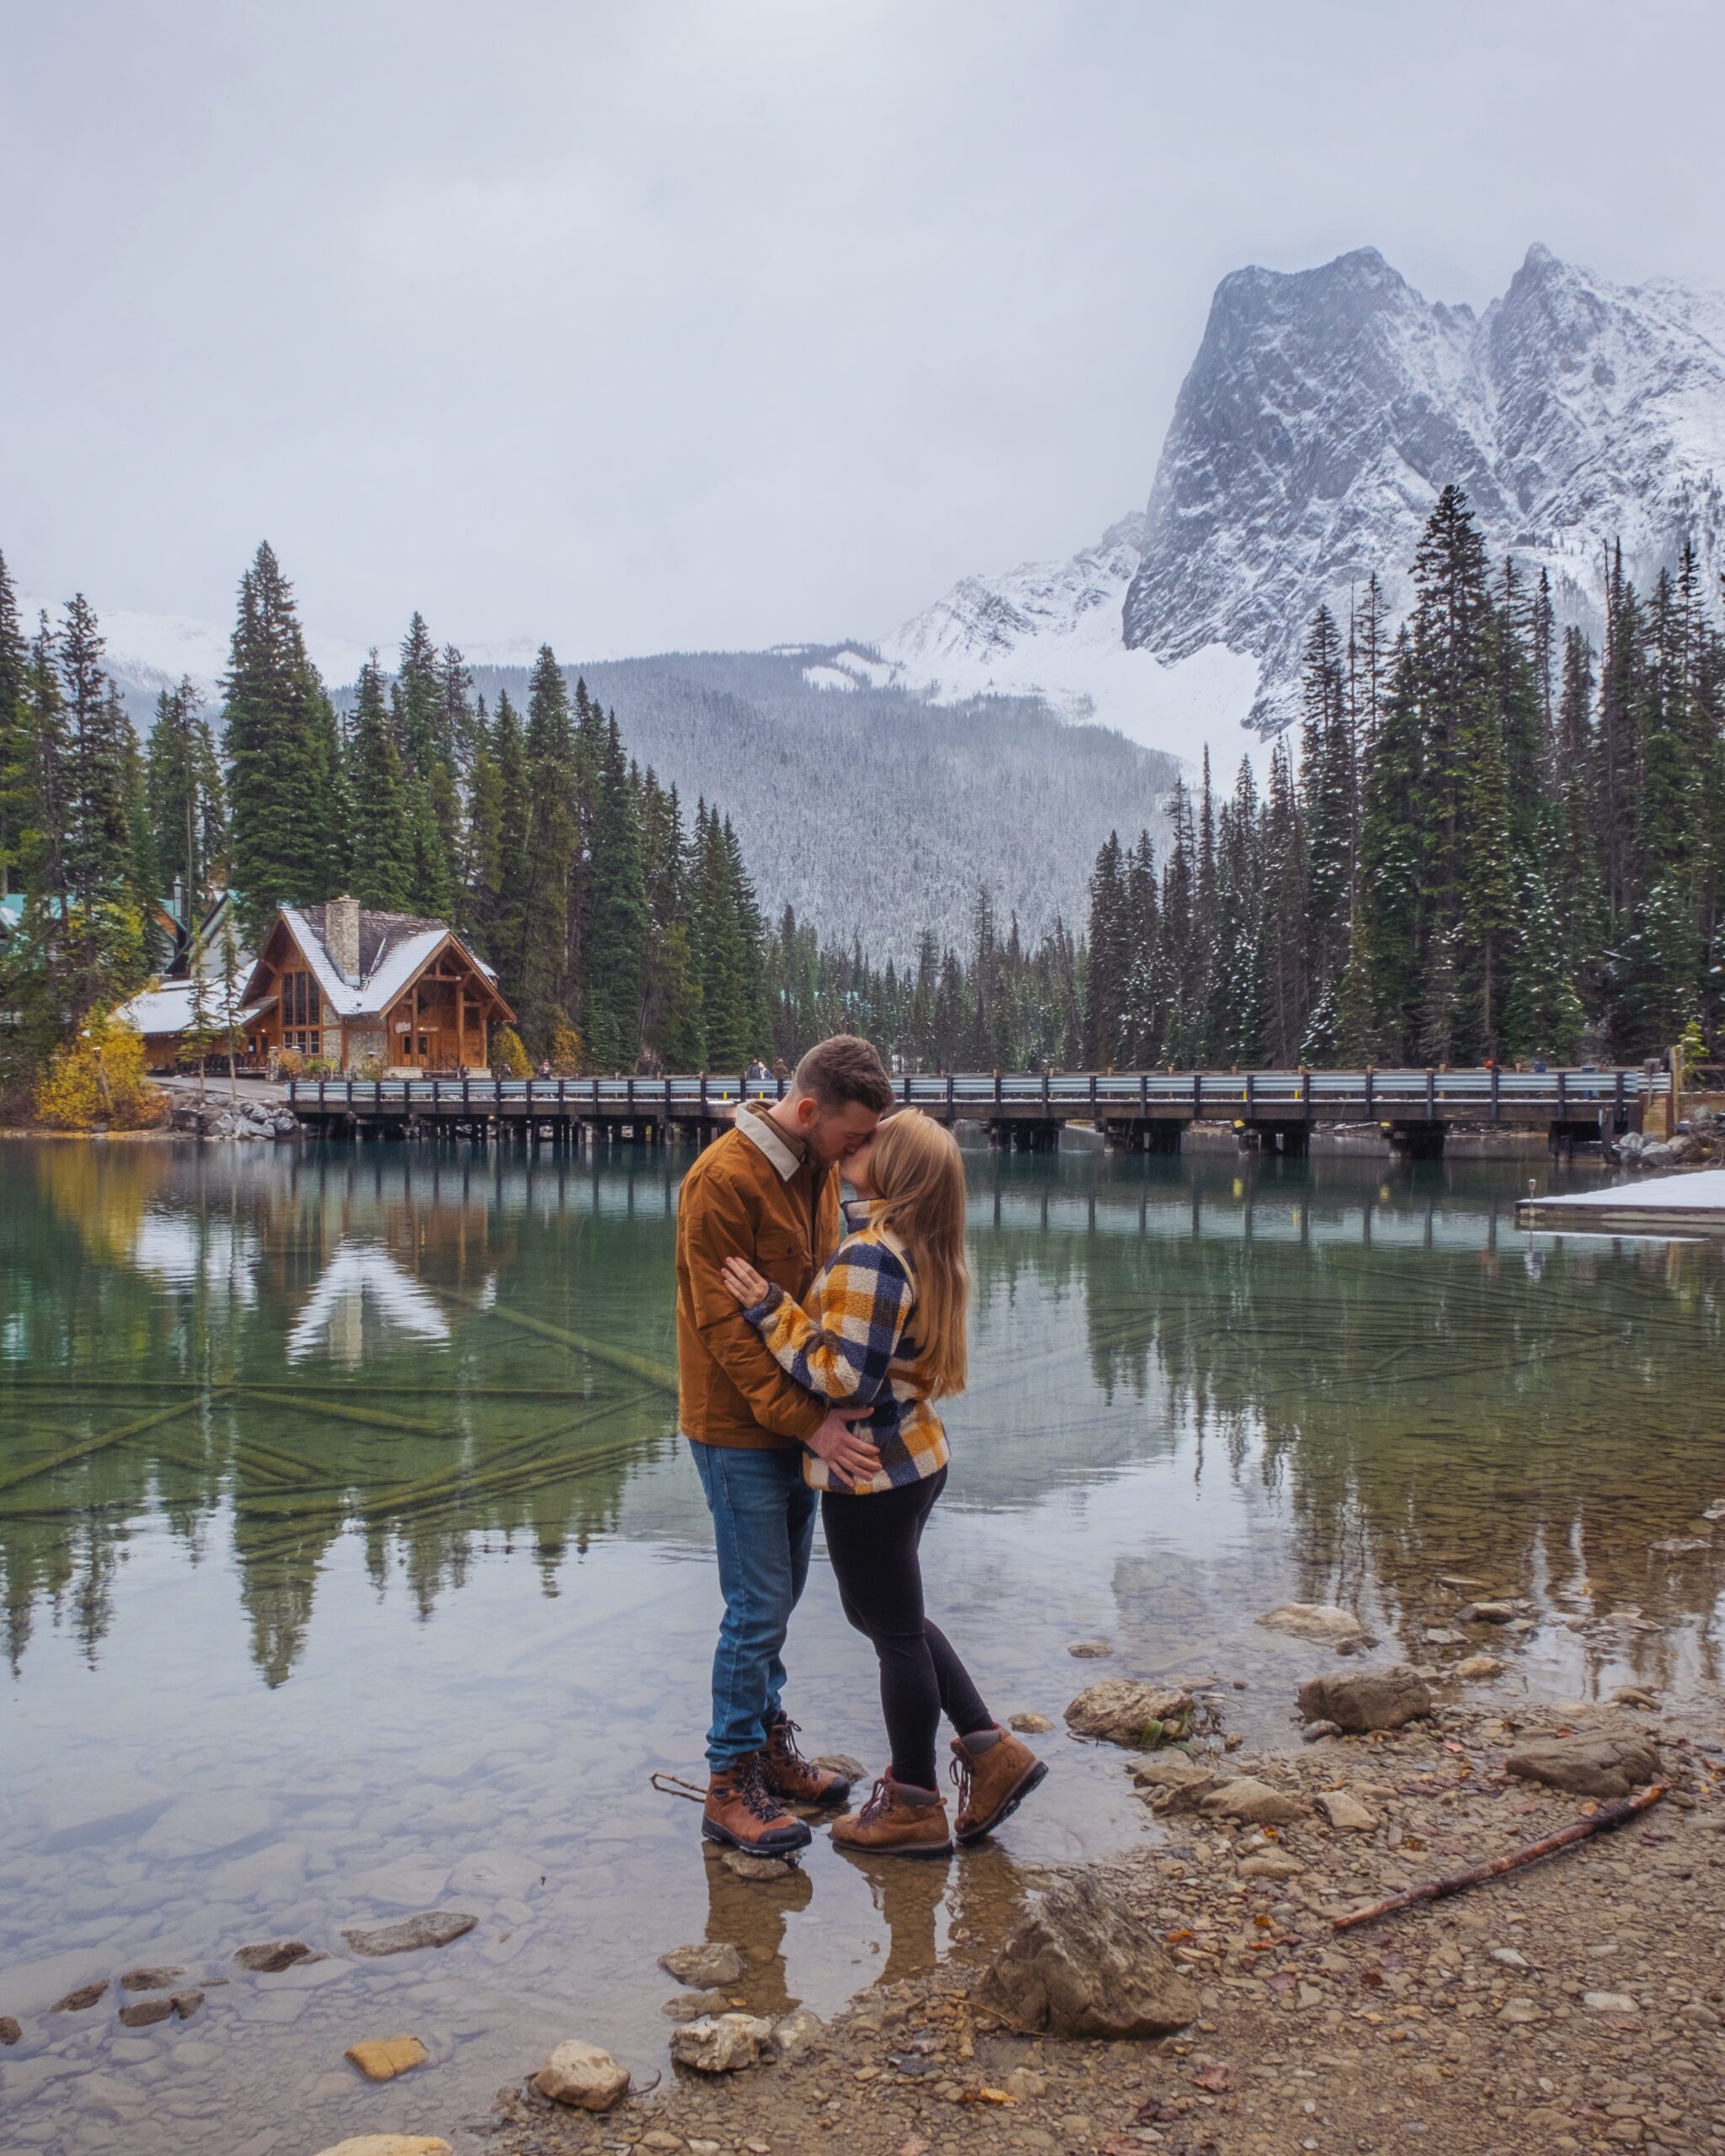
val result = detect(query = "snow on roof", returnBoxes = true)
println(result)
[277,907,455,1018]
[115,980,271,1034]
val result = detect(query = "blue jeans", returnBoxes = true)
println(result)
[688,1439,817,1769]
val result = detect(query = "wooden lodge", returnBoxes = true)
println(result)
[240,899,513,1074]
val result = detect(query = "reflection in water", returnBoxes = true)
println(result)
[1,1137,1722,2156]
[284,1237,451,1364]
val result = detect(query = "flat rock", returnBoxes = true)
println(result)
[1584,1992,1639,2014]
[1256,1603,1374,1648]
[312,2143,453,2156]
[120,1965,184,1993]
[171,1990,204,2020]
[1067,1641,1114,1657]
[1504,1733,1662,1799]
[346,2035,430,2081]
[1423,1627,1466,1646]
[1236,1852,1306,1881]
[977,1870,1199,2039]
[659,1942,745,1988]
[811,1753,866,1783]
[1314,1789,1378,1832]
[340,1912,476,1958]
[51,1982,108,2013]
[661,1988,734,2023]
[118,1999,174,2028]
[1461,1600,1520,1623]
[1197,1776,1307,1826]
[1454,1655,1503,1679]
[531,2039,630,2111]
[1064,1681,1194,1747]
[136,1792,275,1858]
[1008,1712,1055,1733]
[1296,1664,1432,1733]
[669,2012,776,2073]
[719,1848,801,1881]
[235,1939,322,1973]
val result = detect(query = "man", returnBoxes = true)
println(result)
[676,1033,896,1853]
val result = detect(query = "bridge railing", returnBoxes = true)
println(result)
[286,1067,1664,1113]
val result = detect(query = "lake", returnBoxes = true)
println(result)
[2,1134,1722,2154]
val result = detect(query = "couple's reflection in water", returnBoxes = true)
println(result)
[700,1834,1029,2015]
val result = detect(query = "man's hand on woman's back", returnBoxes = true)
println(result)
[808,1406,880,1490]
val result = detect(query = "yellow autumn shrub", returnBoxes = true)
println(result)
[35,1015,163,1130]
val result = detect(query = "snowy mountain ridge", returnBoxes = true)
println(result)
[883,243,1725,747]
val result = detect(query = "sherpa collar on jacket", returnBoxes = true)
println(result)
[735,1099,806,1182]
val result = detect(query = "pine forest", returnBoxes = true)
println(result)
[2,486,1721,1103]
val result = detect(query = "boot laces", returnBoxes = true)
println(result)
[857,1776,896,1825]
[729,1753,788,1824]
[949,1753,975,1819]
[769,1716,809,1766]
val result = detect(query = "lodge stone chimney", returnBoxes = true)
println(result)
[326,894,360,984]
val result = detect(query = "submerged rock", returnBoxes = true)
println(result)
[340,1912,476,1958]
[1008,1712,1055,1734]
[1454,1655,1503,1680]
[51,1983,107,2013]
[531,2038,630,2110]
[120,1966,184,1992]
[1257,1603,1375,1649]
[661,1988,734,2023]
[345,2035,430,2081]
[1296,1664,1432,1733]
[1065,1681,1194,1747]
[659,1942,745,1988]
[234,1939,322,1973]
[718,1847,801,1881]
[1067,1640,1114,1658]
[118,1999,174,2028]
[1503,1733,1662,1799]
[670,2012,776,2072]
[0,2016,20,2046]
[978,1870,1199,2039]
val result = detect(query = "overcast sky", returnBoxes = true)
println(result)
[5,0,1725,660]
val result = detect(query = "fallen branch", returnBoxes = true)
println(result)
[434,1285,679,1396]
[1332,1782,1669,1930]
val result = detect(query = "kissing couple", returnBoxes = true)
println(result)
[674,1034,1047,1858]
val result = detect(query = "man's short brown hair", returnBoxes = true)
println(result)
[793,1034,895,1113]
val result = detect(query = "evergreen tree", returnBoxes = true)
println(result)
[345,656,416,913]
[581,712,648,1070]
[515,647,579,1050]
[0,552,30,901]
[223,543,339,933]
[391,611,455,919]
[57,596,145,1020]
[144,678,227,920]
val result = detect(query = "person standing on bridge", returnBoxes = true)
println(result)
[721,1110,1048,1857]
[676,1035,895,1854]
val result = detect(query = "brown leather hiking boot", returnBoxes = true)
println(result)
[761,1716,852,1808]
[950,1728,1048,1843]
[702,1754,814,1855]
[830,1774,953,1859]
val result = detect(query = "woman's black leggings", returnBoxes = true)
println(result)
[820,1467,991,1794]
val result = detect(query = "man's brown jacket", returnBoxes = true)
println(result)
[676,1102,841,1449]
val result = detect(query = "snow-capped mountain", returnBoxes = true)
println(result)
[884,243,1725,746]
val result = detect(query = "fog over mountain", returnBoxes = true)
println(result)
[883,243,1725,742]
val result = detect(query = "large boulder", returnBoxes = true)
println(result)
[531,2039,630,2110]
[669,2012,776,2073]
[1503,1733,1663,1799]
[977,1871,1199,2039]
[1257,1603,1375,1649]
[1296,1664,1432,1733]
[1064,1681,1194,1748]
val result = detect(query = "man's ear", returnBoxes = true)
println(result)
[793,1094,820,1129]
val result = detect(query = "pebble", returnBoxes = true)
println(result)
[233,1939,321,1973]
[1067,1641,1114,1657]
[119,1966,184,1993]
[1314,1789,1378,1832]
[50,1982,107,2013]
[0,2016,21,2045]
[659,1942,745,1988]
[1009,1712,1056,1733]
[1584,1993,1640,2014]
[720,1848,801,1881]
[531,2040,630,2111]
[118,1999,175,2029]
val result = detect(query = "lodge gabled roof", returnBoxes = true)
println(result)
[243,905,512,1023]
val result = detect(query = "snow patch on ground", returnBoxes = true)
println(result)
[801,663,862,691]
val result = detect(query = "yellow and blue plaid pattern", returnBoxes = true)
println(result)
[745,1213,949,1497]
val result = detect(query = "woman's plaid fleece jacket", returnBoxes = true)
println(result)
[743,1202,950,1495]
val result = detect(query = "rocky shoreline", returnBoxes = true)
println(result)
[444,1661,1725,2156]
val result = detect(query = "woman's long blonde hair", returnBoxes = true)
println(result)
[868,1111,969,1398]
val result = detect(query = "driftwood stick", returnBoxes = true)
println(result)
[434,1285,679,1396]
[1332,1783,1669,1931]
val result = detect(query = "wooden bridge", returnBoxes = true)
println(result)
[286,1066,1662,1157]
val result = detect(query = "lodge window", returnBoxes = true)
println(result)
[282,969,322,1029]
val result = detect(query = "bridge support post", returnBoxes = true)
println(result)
[1389,1121,1445,1161]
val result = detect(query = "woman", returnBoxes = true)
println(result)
[721,1110,1046,1856]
